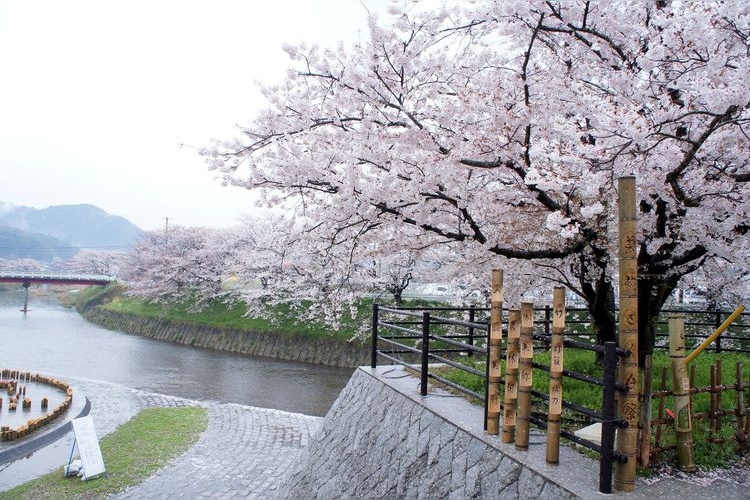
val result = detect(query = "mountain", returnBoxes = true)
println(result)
[0,203,143,259]
[0,225,77,261]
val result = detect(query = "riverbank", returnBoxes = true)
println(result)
[76,286,370,368]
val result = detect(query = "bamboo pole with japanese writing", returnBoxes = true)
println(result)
[486,269,504,435]
[503,309,521,444]
[516,301,534,450]
[546,287,566,464]
[615,176,639,492]
[669,314,696,472]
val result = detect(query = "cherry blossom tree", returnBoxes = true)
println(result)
[203,1,750,364]
[121,226,240,309]
[0,258,43,272]
[66,249,126,276]
[228,215,422,327]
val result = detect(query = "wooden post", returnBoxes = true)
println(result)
[669,314,696,472]
[639,355,653,468]
[654,367,667,455]
[22,281,30,314]
[546,287,565,464]
[486,269,504,435]
[503,309,521,444]
[715,360,724,435]
[736,363,745,447]
[710,363,718,439]
[516,301,534,450]
[615,176,639,492]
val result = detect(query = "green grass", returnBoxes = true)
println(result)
[104,295,372,340]
[80,285,440,343]
[1,406,208,499]
[435,348,749,470]
[75,284,367,341]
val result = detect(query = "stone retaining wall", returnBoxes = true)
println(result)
[282,366,606,499]
[81,307,370,368]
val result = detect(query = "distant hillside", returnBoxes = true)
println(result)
[0,225,77,261]
[0,203,143,259]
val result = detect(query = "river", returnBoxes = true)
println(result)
[0,289,353,417]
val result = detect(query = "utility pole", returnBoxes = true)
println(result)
[162,217,170,245]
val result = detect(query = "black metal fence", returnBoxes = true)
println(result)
[371,305,488,400]
[370,304,631,494]
[536,306,750,354]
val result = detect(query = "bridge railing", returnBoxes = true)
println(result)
[0,272,114,282]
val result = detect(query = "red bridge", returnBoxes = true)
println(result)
[0,272,115,313]
[0,272,114,286]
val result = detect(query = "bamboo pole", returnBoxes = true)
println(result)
[546,287,566,464]
[685,305,745,364]
[669,314,696,472]
[615,176,639,492]
[516,301,534,450]
[503,309,521,444]
[486,269,504,435]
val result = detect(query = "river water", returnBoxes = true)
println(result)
[0,290,353,417]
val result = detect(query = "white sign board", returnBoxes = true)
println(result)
[71,415,106,480]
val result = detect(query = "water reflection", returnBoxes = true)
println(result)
[0,290,353,416]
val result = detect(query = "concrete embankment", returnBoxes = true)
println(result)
[80,307,370,368]
[282,366,608,499]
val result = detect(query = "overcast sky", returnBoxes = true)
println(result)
[0,0,391,230]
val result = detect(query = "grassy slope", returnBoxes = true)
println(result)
[1,406,208,499]
[76,285,370,341]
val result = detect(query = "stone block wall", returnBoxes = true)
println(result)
[81,307,370,368]
[282,367,603,499]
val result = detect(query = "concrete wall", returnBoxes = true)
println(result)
[81,307,370,368]
[282,366,607,499]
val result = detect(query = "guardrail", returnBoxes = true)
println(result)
[0,272,114,281]
[536,306,750,355]
[370,303,632,494]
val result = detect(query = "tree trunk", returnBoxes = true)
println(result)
[582,273,617,346]
[637,276,677,367]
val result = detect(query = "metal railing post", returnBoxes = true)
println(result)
[371,303,379,368]
[468,306,475,358]
[484,321,491,431]
[421,311,430,396]
[714,308,723,353]
[600,341,618,494]
[544,304,551,336]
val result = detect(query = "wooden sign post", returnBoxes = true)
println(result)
[503,309,521,444]
[486,269,504,435]
[615,176,639,492]
[516,301,534,450]
[546,287,566,464]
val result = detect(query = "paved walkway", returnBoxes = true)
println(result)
[0,378,321,498]
[1,376,749,499]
